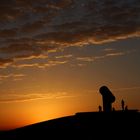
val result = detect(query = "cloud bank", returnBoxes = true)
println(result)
[0,0,140,67]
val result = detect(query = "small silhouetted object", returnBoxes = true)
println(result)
[98,105,102,112]
[99,86,116,112]
[125,105,128,111]
[121,99,125,111]
[112,107,115,111]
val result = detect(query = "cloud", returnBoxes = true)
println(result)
[76,51,125,64]
[0,29,17,38]
[106,52,125,57]
[0,92,73,103]
[0,0,72,21]
[20,21,45,33]
[0,2,22,21]
[55,54,73,59]
[0,73,25,81]
[0,0,140,67]
[0,58,13,68]
[12,60,68,69]
[76,57,94,62]
[15,54,48,61]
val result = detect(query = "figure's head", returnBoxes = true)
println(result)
[99,86,115,103]
[99,86,109,96]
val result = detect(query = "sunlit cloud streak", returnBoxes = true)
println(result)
[0,73,25,81]
[0,92,74,103]
[76,51,126,63]
[12,60,68,69]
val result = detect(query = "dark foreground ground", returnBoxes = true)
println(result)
[0,110,140,140]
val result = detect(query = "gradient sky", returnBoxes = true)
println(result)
[0,0,140,130]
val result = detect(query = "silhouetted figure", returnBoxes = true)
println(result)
[112,107,115,111]
[99,86,116,112]
[125,105,128,111]
[121,99,125,111]
[98,105,102,112]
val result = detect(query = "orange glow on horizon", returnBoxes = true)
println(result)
[0,84,140,131]
[0,92,101,130]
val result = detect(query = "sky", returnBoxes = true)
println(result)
[0,0,140,130]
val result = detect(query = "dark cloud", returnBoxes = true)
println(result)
[0,4,22,21]
[0,0,140,67]
[20,21,45,33]
[0,58,13,67]
[0,29,18,38]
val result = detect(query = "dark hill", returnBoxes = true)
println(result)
[1,111,140,140]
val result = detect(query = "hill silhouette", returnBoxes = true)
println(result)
[0,111,140,140]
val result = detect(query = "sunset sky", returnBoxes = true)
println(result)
[0,0,140,130]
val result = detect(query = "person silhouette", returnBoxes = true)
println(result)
[99,86,116,112]
[125,105,128,111]
[121,99,125,111]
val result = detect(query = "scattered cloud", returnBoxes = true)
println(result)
[0,58,13,68]
[0,92,74,103]
[0,73,26,81]
[103,48,116,52]
[76,57,94,62]
[105,52,125,57]
[0,29,17,38]
[20,21,45,34]
[76,51,126,64]
[12,60,68,69]
[1,49,129,69]
[0,0,140,67]
[55,54,73,59]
